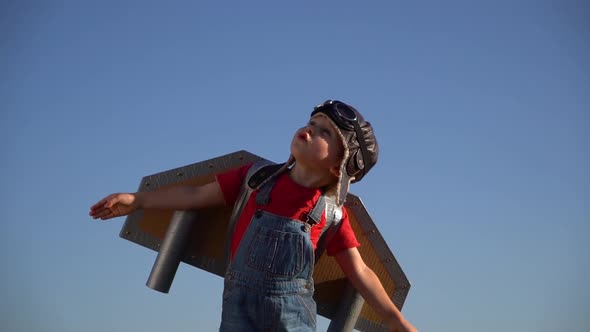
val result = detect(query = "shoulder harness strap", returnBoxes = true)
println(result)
[314,197,343,264]
[223,160,280,268]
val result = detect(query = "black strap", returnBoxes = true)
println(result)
[247,163,285,190]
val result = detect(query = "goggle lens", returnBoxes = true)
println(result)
[313,100,357,130]
[332,102,357,122]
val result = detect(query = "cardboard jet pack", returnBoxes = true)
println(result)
[120,150,410,332]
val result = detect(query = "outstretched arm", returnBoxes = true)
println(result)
[335,247,417,332]
[90,181,225,220]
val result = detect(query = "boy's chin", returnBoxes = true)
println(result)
[290,147,305,161]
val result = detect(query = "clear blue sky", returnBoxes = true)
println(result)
[1,1,588,331]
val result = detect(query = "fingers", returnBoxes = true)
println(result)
[90,205,113,220]
[89,195,119,220]
[90,198,108,212]
[89,193,136,221]
[104,196,117,209]
[99,210,115,220]
[92,209,112,220]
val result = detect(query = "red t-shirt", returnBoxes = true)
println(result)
[216,163,360,260]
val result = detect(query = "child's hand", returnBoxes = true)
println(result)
[386,317,418,332]
[89,193,139,220]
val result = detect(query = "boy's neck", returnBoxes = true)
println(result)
[288,163,336,190]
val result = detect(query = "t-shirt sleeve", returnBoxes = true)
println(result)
[326,207,360,256]
[214,163,253,207]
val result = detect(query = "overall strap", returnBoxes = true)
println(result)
[223,160,278,269]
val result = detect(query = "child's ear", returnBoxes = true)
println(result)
[330,165,340,178]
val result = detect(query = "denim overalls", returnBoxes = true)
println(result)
[219,175,326,332]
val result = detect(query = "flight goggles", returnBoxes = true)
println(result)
[311,100,370,175]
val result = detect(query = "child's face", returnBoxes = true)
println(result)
[290,114,344,176]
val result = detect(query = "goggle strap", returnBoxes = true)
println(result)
[351,122,370,178]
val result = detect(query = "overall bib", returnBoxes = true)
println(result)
[219,176,326,332]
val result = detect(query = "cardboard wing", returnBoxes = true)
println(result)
[120,150,410,332]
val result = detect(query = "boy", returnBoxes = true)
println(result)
[90,100,417,332]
